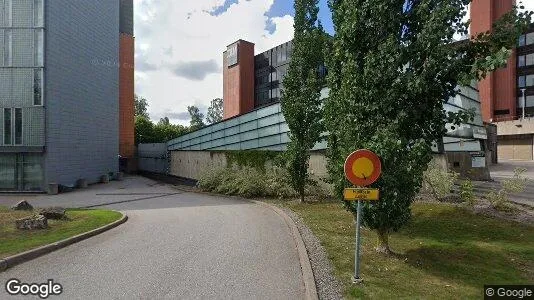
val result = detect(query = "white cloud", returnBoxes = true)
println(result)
[133,0,294,125]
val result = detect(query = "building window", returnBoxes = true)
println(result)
[4,0,12,27]
[34,29,43,66]
[527,32,534,46]
[518,95,534,108]
[34,69,42,105]
[4,108,12,145]
[527,54,534,67]
[519,34,526,47]
[527,74,534,87]
[3,29,12,67]
[33,0,44,27]
[519,76,526,88]
[519,55,525,67]
[271,70,278,81]
[14,108,22,145]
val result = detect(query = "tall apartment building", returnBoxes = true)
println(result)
[0,1,134,192]
[223,40,294,119]
[470,0,534,160]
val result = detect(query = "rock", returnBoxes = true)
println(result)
[39,207,66,220]
[11,200,33,211]
[16,215,48,230]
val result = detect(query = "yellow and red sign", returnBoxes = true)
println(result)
[343,188,380,201]
[344,149,382,187]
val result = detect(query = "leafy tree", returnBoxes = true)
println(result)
[325,0,531,254]
[206,98,224,124]
[158,117,170,126]
[135,116,187,144]
[134,94,150,118]
[135,116,155,144]
[281,0,326,203]
[188,106,205,131]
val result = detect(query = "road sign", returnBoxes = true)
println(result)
[343,149,382,284]
[344,150,382,187]
[344,188,380,201]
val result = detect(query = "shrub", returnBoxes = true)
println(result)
[459,180,476,205]
[487,168,529,211]
[422,162,458,201]
[198,165,329,199]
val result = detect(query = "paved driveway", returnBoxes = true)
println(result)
[0,176,304,299]
[471,160,534,207]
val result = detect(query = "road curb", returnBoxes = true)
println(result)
[253,201,319,300]
[0,212,128,273]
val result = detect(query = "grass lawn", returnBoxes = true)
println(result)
[281,201,534,299]
[0,206,122,259]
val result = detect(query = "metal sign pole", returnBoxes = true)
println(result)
[353,199,363,283]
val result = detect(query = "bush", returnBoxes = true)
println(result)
[198,165,293,198]
[459,180,476,205]
[487,168,529,211]
[197,165,330,199]
[422,162,458,201]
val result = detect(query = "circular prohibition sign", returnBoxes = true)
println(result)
[344,149,382,187]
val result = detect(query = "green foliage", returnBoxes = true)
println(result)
[188,106,205,131]
[487,168,529,210]
[135,116,187,144]
[281,0,326,202]
[422,162,458,201]
[223,150,282,171]
[206,98,223,125]
[459,180,476,205]
[197,166,297,199]
[324,1,531,250]
[134,94,149,118]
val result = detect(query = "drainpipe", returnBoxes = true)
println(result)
[521,88,526,121]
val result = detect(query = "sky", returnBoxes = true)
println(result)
[134,0,534,126]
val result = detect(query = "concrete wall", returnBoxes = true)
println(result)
[44,1,119,186]
[497,118,534,136]
[445,152,491,180]
[138,143,168,174]
[170,151,227,180]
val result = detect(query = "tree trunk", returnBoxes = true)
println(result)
[376,229,391,255]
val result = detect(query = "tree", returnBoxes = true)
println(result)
[206,98,224,124]
[325,0,531,254]
[188,106,205,131]
[135,116,155,144]
[135,116,187,144]
[134,94,150,118]
[280,0,326,203]
[158,117,170,126]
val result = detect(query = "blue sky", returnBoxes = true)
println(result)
[267,0,335,34]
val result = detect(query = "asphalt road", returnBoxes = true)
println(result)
[0,177,305,299]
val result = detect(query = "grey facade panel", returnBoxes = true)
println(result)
[44,0,120,186]
[120,0,134,35]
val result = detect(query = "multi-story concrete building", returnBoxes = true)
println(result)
[165,39,490,180]
[0,0,134,192]
[470,0,534,160]
[223,40,295,119]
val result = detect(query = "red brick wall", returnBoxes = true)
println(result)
[471,0,516,122]
[119,34,135,158]
[223,40,255,119]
